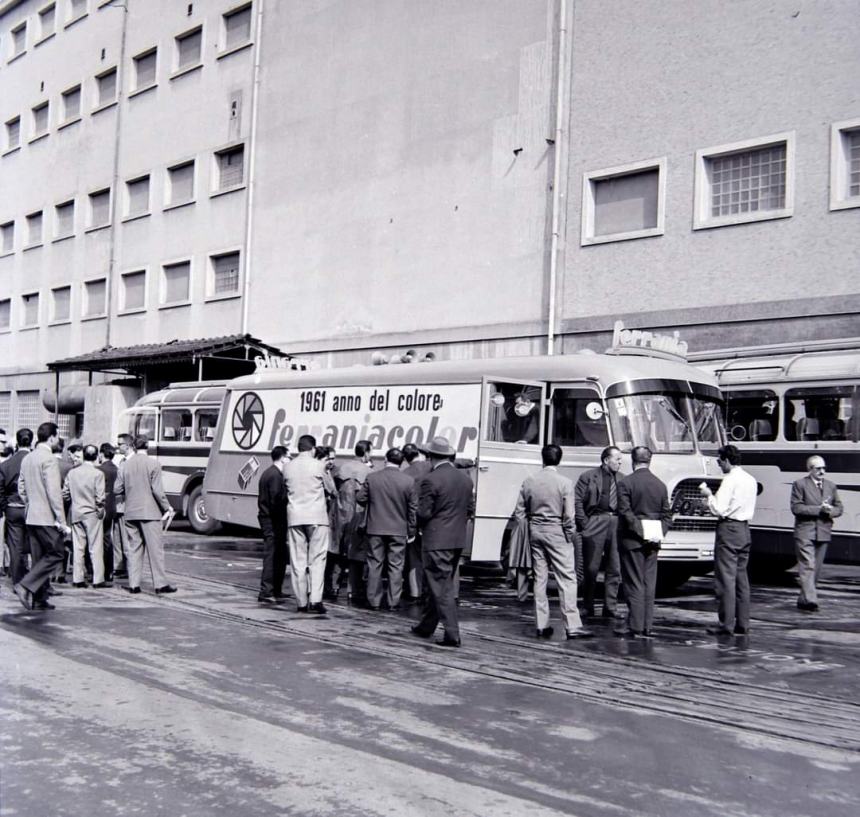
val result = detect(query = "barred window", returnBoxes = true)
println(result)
[211,252,240,295]
[848,131,860,198]
[708,145,786,218]
[216,145,244,190]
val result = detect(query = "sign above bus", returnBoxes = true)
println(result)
[609,320,688,362]
[223,383,483,458]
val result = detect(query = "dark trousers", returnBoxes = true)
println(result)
[581,514,621,614]
[5,506,30,585]
[102,513,115,579]
[259,516,288,597]
[621,544,659,633]
[416,548,462,641]
[366,534,406,608]
[714,519,751,631]
[20,525,64,603]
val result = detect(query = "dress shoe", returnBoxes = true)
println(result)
[13,583,34,611]
[46,587,63,596]
[797,601,819,612]
[706,626,733,636]
[308,602,327,614]
[92,582,113,589]
[34,601,56,610]
[123,586,141,594]
[155,585,178,594]
[435,636,461,647]
[258,595,276,604]
[72,582,88,589]
[296,605,308,613]
[566,628,595,640]
[410,625,433,639]
[536,626,554,639]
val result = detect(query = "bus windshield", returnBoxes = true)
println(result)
[608,392,725,454]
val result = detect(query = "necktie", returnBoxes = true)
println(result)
[609,476,617,511]
[815,481,822,491]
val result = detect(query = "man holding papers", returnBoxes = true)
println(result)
[616,446,672,638]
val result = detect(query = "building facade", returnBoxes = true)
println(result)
[0,0,858,433]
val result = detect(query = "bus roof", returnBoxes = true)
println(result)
[699,350,860,386]
[135,383,226,407]
[227,351,719,392]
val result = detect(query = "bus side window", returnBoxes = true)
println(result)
[725,389,779,442]
[784,386,854,442]
[134,413,156,441]
[161,409,192,443]
[195,409,219,442]
[485,382,541,445]
[551,388,609,447]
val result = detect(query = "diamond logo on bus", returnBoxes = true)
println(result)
[232,392,265,451]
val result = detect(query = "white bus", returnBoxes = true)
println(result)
[116,381,225,534]
[204,347,729,587]
[697,344,860,570]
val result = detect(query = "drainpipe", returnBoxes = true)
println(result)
[240,0,266,335]
[547,0,569,355]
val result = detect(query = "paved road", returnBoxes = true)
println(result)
[1,529,858,817]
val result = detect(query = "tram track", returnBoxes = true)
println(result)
[156,564,860,754]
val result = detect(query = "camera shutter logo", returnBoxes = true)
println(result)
[232,392,265,450]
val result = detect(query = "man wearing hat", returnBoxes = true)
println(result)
[410,436,475,647]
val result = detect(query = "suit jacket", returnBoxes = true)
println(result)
[356,465,417,538]
[514,466,576,542]
[98,460,118,519]
[574,466,623,531]
[417,461,475,551]
[63,461,106,522]
[403,460,432,481]
[257,464,287,526]
[790,475,843,541]
[0,449,29,514]
[617,468,672,552]
[283,452,336,527]
[115,452,171,521]
[333,458,370,531]
[18,443,66,526]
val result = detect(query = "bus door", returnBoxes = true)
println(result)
[547,382,611,479]
[472,378,545,561]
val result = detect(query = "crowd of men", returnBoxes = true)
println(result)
[0,424,175,611]
[1,420,843,646]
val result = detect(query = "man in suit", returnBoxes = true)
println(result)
[13,422,70,611]
[410,436,474,647]
[63,444,107,589]
[0,427,33,586]
[402,443,431,599]
[115,436,175,594]
[284,434,336,613]
[257,445,289,604]
[112,438,134,579]
[791,455,843,612]
[514,444,594,641]
[616,446,672,638]
[98,443,119,581]
[356,447,417,611]
[574,446,624,619]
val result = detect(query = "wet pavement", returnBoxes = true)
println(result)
[1,526,859,817]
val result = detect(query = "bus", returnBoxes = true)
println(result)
[116,381,225,534]
[696,344,860,569]
[204,345,729,587]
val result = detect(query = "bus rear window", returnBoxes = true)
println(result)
[551,388,609,447]
[725,389,779,442]
[784,386,858,442]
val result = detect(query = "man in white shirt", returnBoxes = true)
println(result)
[699,444,758,636]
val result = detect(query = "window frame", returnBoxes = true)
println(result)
[172,24,203,78]
[4,116,21,152]
[20,291,40,329]
[829,118,860,212]
[212,142,246,195]
[81,276,107,320]
[30,101,50,141]
[93,66,118,111]
[119,268,148,314]
[0,298,11,333]
[10,21,27,61]
[60,83,82,125]
[49,284,72,325]
[66,0,89,28]
[165,159,196,209]
[131,47,158,95]
[581,156,667,246]
[53,199,76,240]
[159,258,193,309]
[25,210,44,248]
[693,131,795,230]
[37,3,57,43]
[206,248,242,300]
[124,173,151,220]
[86,187,111,230]
[0,221,14,256]
[219,3,253,57]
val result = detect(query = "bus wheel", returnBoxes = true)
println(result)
[187,485,221,535]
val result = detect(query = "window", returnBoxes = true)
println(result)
[16,391,48,429]
[167,161,194,206]
[125,175,150,217]
[550,387,609,448]
[0,299,10,330]
[88,188,110,227]
[694,133,794,229]
[32,102,50,137]
[161,261,190,305]
[1,222,13,253]
[51,286,71,322]
[121,270,146,311]
[484,382,542,445]
[160,408,193,442]
[830,119,860,211]
[39,4,56,38]
[608,393,696,454]
[133,48,157,90]
[724,389,779,442]
[96,67,117,107]
[0,392,9,425]
[195,409,219,441]
[215,144,244,191]
[209,251,240,295]
[175,27,202,71]
[26,211,43,246]
[582,158,666,245]
[55,200,75,237]
[5,117,20,150]
[21,292,40,327]
[784,386,858,443]
[69,0,87,20]
[61,85,81,121]
[11,23,26,58]
[223,4,252,50]
[83,278,106,317]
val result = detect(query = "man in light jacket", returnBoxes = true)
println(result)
[63,444,107,589]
